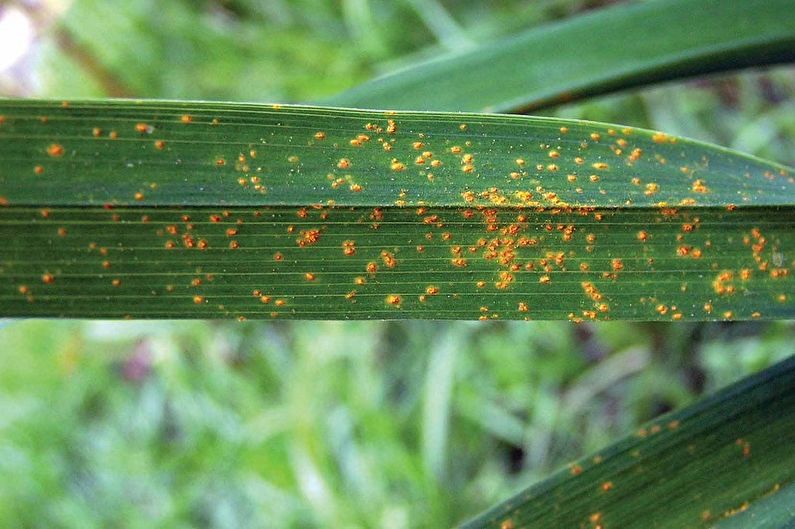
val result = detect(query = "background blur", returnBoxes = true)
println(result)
[0,1,794,528]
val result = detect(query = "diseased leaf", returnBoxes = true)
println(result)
[329,0,795,113]
[460,355,795,529]
[0,100,792,319]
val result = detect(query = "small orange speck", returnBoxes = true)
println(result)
[41,273,54,284]
[304,272,316,281]
[644,182,660,195]
[342,240,356,256]
[601,481,614,492]
[314,131,326,140]
[691,179,710,193]
[380,250,397,268]
[47,144,64,157]
[134,192,145,201]
[337,158,351,169]
[193,295,205,304]
[154,139,166,150]
[34,165,44,175]
[386,294,402,307]
[180,114,193,124]
[135,122,151,134]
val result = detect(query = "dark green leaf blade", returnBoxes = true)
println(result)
[460,355,795,529]
[328,0,795,113]
[0,100,792,319]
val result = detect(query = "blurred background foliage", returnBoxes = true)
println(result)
[0,0,793,527]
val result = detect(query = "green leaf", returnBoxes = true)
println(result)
[0,100,792,319]
[328,0,795,113]
[460,355,795,529]
[714,482,795,529]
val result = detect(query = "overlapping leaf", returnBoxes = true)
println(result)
[461,355,795,529]
[330,0,795,113]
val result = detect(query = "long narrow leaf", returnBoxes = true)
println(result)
[461,355,795,528]
[328,0,795,113]
[0,100,792,319]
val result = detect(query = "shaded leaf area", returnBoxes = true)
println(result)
[0,100,792,319]
[329,0,795,114]
[715,482,795,529]
[1,205,793,320]
[461,355,795,529]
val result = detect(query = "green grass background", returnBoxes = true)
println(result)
[0,0,794,527]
